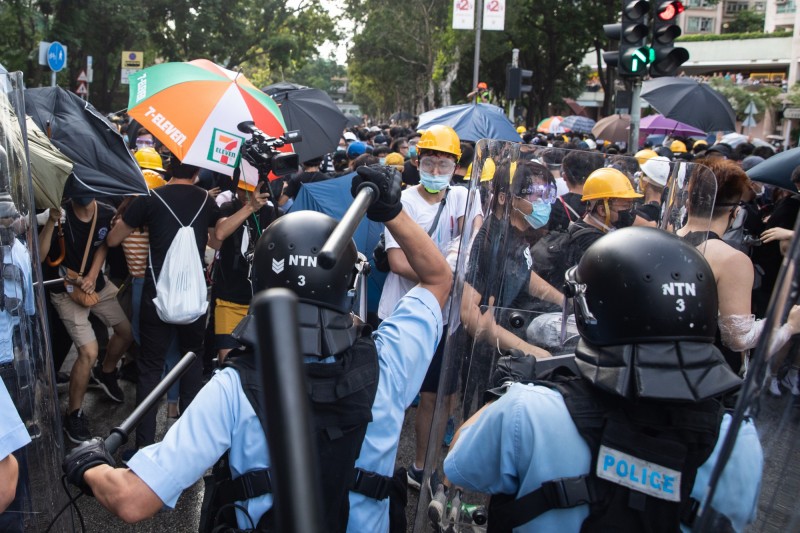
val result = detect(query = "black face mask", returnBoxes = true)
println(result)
[614,209,635,229]
[73,197,93,207]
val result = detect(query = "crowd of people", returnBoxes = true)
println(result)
[1,105,799,533]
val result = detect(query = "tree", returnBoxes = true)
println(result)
[724,10,764,34]
[0,1,50,88]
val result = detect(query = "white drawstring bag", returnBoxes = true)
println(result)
[148,190,209,324]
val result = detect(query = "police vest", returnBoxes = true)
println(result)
[198,329,386,533]
[487,369,725,533]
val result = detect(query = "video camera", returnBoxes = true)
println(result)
[237,121,302,178]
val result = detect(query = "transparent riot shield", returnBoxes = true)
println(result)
[693,214,800,532]
[0,71,71,531]
[412,144,718,533]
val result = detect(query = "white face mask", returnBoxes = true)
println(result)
[419,171,451,193]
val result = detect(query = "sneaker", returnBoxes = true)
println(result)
[64,409,91,444]
[91,366,125,403]
[443,416,455,447]
[407,463,424,491]
[781,374,800,396]
[769,377,782,397]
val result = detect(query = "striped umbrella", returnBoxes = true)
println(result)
[559,115,597,134]
[537,116,563,133]
[127,59,290,176]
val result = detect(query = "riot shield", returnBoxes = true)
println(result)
[693,212,800,532]
[412,144,718,533]
[0,71,71,531]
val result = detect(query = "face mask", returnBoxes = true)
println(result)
[409,145,417,159]
[73,197,93,207]
[521,199,551,229]
[379,157,387,165]
[336,146,346,152]
[123,134,129,145]
[419,170,451,193]
[613,208,635,229]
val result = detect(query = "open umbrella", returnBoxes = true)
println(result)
[642,77,736,132]
[390,111,414,122]
[418,103,518,142]
[268,87,348,163]
[559,115,596,134]
[345,115,363,127]
[127,59,290,176]
[537,116,563,133]
[746,146,800,191]
[591,114,630,143]
[262,81,307,95]
[639,114,706,137]
[24,87,147,198]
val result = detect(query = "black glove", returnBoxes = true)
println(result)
[351,165,403,222]
[484,349,538,404]
[62,437,115,496]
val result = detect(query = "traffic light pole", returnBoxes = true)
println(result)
[472,0,484,104]
[508,48,519,121]
[629,78,642,151]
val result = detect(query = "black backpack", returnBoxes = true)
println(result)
[531,223,599,291]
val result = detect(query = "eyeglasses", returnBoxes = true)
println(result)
[419,157,456,174]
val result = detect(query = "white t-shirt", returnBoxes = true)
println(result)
[378,185,477,321]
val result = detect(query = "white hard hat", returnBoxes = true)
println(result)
[640,156,671,188]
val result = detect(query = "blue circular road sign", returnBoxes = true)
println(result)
[47,41,66,72]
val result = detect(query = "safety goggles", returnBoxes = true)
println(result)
[419,156,456,175]
[136,138,154,148]
[516,183,557,204]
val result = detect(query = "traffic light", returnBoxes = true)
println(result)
[650,1,689,77]
[619,0,652,77]
[506,67,533,100]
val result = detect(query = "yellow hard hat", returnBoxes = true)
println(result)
[384,152,405,170]
[465,157,497,182]
[634,149,658,166]
[417,125,461,158]
[581,168,643,201]
[693,139,708,148]
[135,147,164,172]
[516,126,526,134]
[670,140,687,153]
[143,169,166,190]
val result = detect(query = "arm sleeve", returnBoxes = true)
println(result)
[718,314,794,355]
[0,380,31,459]
[122,196,148,229]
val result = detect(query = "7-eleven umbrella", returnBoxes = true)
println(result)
[537,116,563,133]
[127,59,291,176]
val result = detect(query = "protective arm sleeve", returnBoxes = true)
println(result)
[718,314,794,356]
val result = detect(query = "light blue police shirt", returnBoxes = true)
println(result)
[0,240,36,364]
[347,286,443,533]
[129,285,441,531]
[0,379,31,460]
[128,368,270,529]
[444,382,762,533]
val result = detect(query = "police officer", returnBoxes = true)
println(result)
[0,378,30,516]
[61,165,452,532]
[444,227,763,532]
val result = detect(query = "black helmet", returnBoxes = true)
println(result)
[567,227,717,346]
[252,211,357,313]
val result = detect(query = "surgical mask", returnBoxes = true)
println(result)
[336,145,346,152]
[379,157,387,165]
[518,199,551,229]
[409,145,417,159]
[613,208,635,229]
[419,170,451,193]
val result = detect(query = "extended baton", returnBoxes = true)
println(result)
[253,288,324,533]
[318,182,379,269]
[104,351,196,454]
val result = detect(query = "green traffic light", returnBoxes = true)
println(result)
[628,46,654,74]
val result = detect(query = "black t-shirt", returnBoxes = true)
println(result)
[547,192,585,231]
[123,184,220,287]
[468,216,532,310]
[49,201,116,294]
[402,161,420,186]
[214,199,273,304]
[284,171,331,199]
[752,194,800,315]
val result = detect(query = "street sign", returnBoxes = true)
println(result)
[121,51,143,69]
[452,0,475,29]
[741,115,757,128]
[75,82,88,96]
[784,107,800,120]
[47,41,67,72]
[744,101,758,115]
[77,69,88,83]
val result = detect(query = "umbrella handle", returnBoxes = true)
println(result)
[44,220,65,267]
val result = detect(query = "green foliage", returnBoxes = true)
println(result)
[786,83,800,108]
[724,10,764,34]
[708,77,781,120]
[0,1,50,87]
[678,30,790,41]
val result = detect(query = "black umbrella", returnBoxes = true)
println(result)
[390,111,413,122]
[641,77,736,132]
[24,87,147,198]
[267,87,348,163]
[746,146,800,191]
[262,81,307,96]
[345,114,363,127]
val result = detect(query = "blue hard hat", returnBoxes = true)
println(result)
[347,141,369,159]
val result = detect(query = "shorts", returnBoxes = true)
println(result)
[50,280,128,348]
[214,298,248,350]
[421,325,457,394]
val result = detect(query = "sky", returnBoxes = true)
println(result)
[299,0,352,65]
